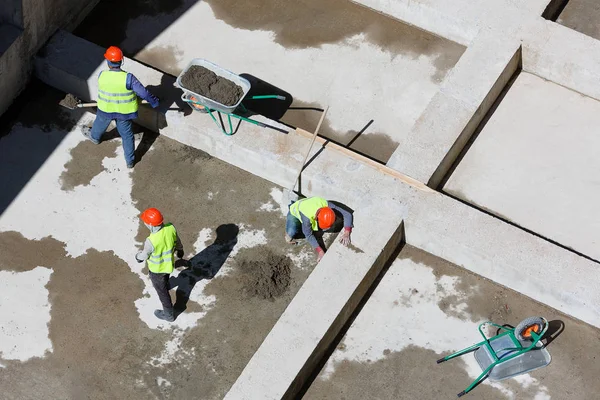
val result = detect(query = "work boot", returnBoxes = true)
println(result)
[154,308,175,322]
[81,127,100,144]
[127,162,134,169]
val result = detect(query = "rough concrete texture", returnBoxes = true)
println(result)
[306,246,600,400]
[386,29,521,184]
[351,0,553,46]
[0,85,315,399]
[558,0,600,41]
[75,0,465,163]
[444,72,600,261]
[521,18,600,103]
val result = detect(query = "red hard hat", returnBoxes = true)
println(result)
[141,208,164,226]
[104,46,123,62]
[316,207,335,230]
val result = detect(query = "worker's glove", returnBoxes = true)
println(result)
[339,228,352,247]
[176,249,184,259]
[316,247,325,263]
[135,254,144,263]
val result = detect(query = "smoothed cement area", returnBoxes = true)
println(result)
[0,85,315,399]
[305,245,600,400]
[444,72,600,261]
[76,0,465,162]
[558,0,600,41]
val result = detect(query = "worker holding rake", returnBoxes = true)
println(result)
[285,196,353,262]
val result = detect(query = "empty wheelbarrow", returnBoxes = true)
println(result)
[176,59,286,135]
[437,316,551,397]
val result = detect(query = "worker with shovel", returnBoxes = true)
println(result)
[285,197,353,262]
[135,208,184,322]
[82,46,160,168]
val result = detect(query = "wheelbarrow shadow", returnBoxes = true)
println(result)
[169,224,239,315]
[233,73,294,134]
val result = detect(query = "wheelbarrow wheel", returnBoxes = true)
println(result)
[515,316,545,341]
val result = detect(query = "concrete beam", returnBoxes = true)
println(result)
[386,30,521,187]
[522,18,600,102]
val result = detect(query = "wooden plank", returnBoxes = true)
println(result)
[294,128,435,193]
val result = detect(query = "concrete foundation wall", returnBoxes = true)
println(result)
[0,0,98,117]
[522,19,600,102]
[386,31,521,186]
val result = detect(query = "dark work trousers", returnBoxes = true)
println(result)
[149,271,173,311]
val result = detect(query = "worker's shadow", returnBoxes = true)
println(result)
[144,74,193,130]
[169,224,239,315]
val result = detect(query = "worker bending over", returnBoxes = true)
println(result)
[285,196,353,262]
[83,46,159,168]
[136,208,184,322]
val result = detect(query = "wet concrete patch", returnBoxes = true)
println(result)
[60,139,120,190]
[307,346,511,399]
[130,134,314,398]
[558,0,600,41]
[203,0,465,62]
[0,232,168,399]
[281,100,398,162]
[136,45,184,76]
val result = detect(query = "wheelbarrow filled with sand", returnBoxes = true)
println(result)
[176,59,286,135]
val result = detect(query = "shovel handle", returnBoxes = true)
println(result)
[77,100,150,108]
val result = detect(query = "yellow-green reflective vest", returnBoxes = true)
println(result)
[290,197,328,231]
[147,224,177,274]
[97,71,138,115]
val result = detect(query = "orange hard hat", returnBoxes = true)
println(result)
[104,46,123,62]
[316,207,335,230]
[141,208,164,226]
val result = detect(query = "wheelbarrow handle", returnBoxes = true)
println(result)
[250,95,286,101]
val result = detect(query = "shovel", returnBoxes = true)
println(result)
[281,105,329,215]
[59,93,149,110]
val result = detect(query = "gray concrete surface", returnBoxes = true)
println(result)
[352,0,553,46]
[305,245,600,400]
[444,72,600,262]
[0,84,316,399]
[75,0,465,163]
[558,0,600,41]
[386,29,521,186]
[36,29,600,328]
[522,18,600,103]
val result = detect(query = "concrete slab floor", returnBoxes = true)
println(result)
[558,0,600,41]
[75,0,465,163]
[443,72,600,262]
[0,85,317,399]
[305,245,600,400]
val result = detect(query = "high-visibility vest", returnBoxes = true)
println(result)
[290,197,328,231]
[147,224,177,274]
[97,70,138,115]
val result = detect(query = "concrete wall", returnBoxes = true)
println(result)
[0,0,98,117]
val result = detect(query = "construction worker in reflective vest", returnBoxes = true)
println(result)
[82,46,160,168]
[285,196,353,262]
[135,208,184,322]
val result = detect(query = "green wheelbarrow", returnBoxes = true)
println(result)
[177,59,286,136]
[437,316,551,397]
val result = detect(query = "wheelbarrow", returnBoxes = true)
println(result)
[176,59,286,135]
[437,316,551,397]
